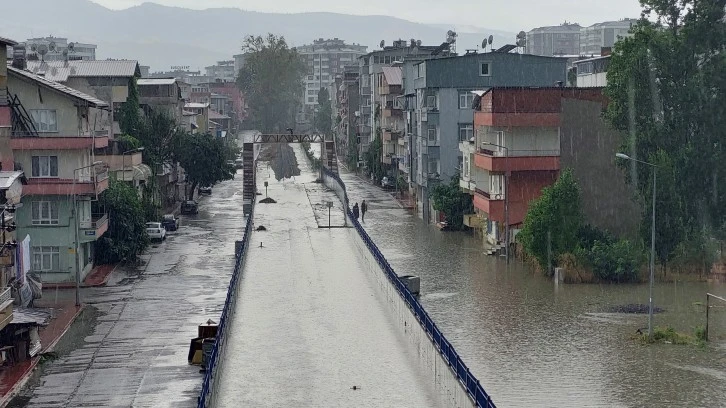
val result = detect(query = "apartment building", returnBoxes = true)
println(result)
[205,60,236,83]
[526,22,581,56]
[24,36,97,61]
[6,65,111,283]
[461,87,639,250]
[334,65,360,162]
[580,19,636,55]
[573,54,611,87]
[378,67,404,170]
[137,78,184,121]
[411,51,567,223]
[296,38,367,124]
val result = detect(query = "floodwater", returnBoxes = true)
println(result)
[342,172,726,408]
[216,145,441,407]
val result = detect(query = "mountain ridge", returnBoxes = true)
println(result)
[1,0,515,71]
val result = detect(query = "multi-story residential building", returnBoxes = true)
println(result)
[205,60,236,83]
[184,102,210,133]
[24,59,141,137]
[460,87,639,250]
[580,19,636,55]
[24,36,97,61]
[573,54,611,87]
[411,51,568,223]
[137,78,185,121]
[233,54,246,76]
[378,67,404,170]
[148,68,210,86]
[6,64,111,283]
[526,22,581,56]
[208,82,245,130]
[334,65,360,162]
[358,40,442,158]
[296,38,367,124]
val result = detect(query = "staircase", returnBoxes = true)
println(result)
[242,142,255,215]
[8,94,38,136]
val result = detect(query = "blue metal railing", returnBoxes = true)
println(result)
[197,198,255,408]
[322,167,496,408]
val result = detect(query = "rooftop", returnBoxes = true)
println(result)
[0,171,26,190]
[0,37,18,47]
[381,66,402,86]
[8,65,109,108]
[209,110,230,120]
[185,102,209,109]
[25,60,141,82]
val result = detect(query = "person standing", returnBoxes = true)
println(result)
[361,200,367,221]
[352,203,360,220]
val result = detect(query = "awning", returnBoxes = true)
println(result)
[119,164,153,182]
[10,307,51,326]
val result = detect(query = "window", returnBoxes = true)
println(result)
[308,97,315,103]
[490,174,505,198]
[427,126,437,142]
[480,62,491,76]
[29,109,57,132]
[31,201,59,225]
[496,131,505,151]
[428,158,439,174]
[459,124,474,142]
[32,246,60,272]
[31,156,59,177]
[426,95,437,109]
[308,89,317,95]
[459,91,474,109]
[463,155,470,178]
[307,75,314,80]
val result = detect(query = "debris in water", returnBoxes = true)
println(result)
[607,304,664,314]
[260,197,277,204]
[256,225,267,231]
[351,385,361,390]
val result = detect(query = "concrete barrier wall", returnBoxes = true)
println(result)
[321,169,495,408]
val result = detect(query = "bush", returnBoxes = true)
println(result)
[584,239,640,282]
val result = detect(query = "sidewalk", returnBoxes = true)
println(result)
[0,298,83,406]
[338,165,416,210]
[43,263,118,289]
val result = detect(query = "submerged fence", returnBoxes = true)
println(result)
[321,167,496,408]
[197,198,255,408]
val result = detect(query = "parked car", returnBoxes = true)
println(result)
[181,200,199,215]
[235,158,244,169]
[161,214,179,231]
[381,176,395,189]
[198,186,212,195]
[146,222,166,241]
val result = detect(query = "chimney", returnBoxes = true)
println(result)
[11,45,27,70]
[600,47,612,57]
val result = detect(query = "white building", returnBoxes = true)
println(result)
[205,60,236,83]
[24,36,96,61]
[295,38,367,112]
[580,19,637,55]
[526,23,581,56]
[573,55,610,87]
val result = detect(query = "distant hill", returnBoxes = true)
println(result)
[1,0,515,71]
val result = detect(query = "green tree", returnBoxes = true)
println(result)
[137,112,182,168]
[236,34,306,133]
[119,77,142,137]
[518,169,583,273]
[604,1,726,266]
[95,179,149,265]
[363,130,384,182]
[315,87,332,134]
[174,132,235,200]
[429,173,473,230]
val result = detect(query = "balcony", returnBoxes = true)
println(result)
[473,188,504,221]
[25,169,109,196]
[79,213,109,243]
[96,152,142,171]
[0,287,13,331]
[10,133,110,150]
[474,148,560,172]
[459,178,476,193]
[475,111,560,128]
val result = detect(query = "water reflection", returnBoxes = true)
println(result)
[343,175,726,407]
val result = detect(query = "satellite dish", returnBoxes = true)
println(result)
[488,35,494,45]
[482,39,487,49]
[49,42,56,52]
[516,38,526,47]
[30,44,37,52]
[416,40,422,46]
[68,42,75,51]
[37,44,48,58]
[410,38,416,47]
[380,40,385,48]
[517,31,526,39]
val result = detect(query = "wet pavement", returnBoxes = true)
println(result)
[7,171,246,408]
[216,144,440,408]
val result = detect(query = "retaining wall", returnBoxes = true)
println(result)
[321,168,496,408]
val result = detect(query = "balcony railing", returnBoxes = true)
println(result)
[478,147,560,157]
[0,287,11,306]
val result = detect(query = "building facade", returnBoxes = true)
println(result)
[295,38,367,125]
[580,19,636,55]
[7,65,111,283]
[205,60,236,83]
[574,55,610,87]
[526,23,581,56]
[411,51,568,222]
[334,65,360,163]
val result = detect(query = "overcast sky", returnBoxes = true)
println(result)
[90,0,643,31]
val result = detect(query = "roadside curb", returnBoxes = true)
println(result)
[0,305,85,407]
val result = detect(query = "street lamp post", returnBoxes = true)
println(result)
[616,152,657,339]
[73,161,103,307]
[122,147,145,183]
[482,142,510,264]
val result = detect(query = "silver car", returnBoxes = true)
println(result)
[146,222,167,241]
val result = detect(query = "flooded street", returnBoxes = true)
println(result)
[7,172,246,408]
[216,145,441,408]
[342,170,726,407]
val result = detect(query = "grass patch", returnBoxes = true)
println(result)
[636,326,706,346]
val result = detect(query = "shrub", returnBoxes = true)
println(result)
[585,239,640,282]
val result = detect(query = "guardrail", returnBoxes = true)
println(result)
[321,166,496,408]
[197,195,255,408]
